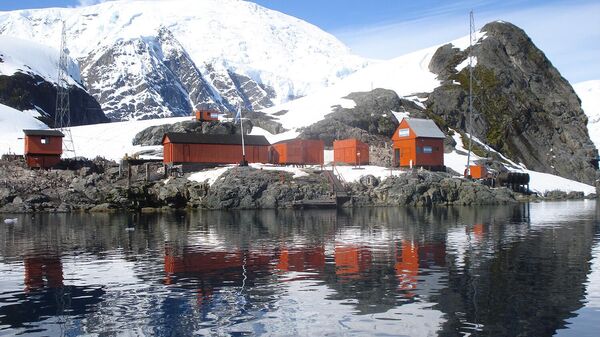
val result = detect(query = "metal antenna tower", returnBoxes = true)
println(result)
[465,10,476,176]
[55,21,76,158]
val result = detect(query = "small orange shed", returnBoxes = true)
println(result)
[162,133,270,164]
[195,110,219,122]
[468,165,487,179]
[391,118,445,169]
[333,138,369,165]
[271,139,324,165]
[23,129,64,169]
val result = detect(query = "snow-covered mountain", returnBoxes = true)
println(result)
[574,80,600,149]
[0,0,368,120]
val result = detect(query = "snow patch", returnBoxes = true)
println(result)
[574,80,600,149]
[0,103,48,155]
[456,56,477,72]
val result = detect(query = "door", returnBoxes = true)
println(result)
[394,149,400,167]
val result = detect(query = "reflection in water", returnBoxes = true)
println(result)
[0,201,599,336]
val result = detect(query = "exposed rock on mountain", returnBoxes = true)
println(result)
[0,73,107,126]
[426,21,598,184]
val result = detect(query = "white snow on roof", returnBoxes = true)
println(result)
[404,118,445,138]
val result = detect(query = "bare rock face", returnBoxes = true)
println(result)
[426,21,598,184]
[0,73,108,126]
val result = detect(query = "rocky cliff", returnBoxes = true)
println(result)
[426,21,598,184]
[0,73,108,126]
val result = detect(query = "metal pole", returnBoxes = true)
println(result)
[466,10,476,177]
[239,106,247,166]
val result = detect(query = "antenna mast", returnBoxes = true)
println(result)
[465,11,476,176]
[55,21,76,158]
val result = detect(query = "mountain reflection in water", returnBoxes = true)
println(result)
[0,201,599,336]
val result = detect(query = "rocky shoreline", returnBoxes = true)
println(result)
[0,158,591,214]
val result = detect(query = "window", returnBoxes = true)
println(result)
[423,146,433,154]
[398,128,410,137]
[41,137,49,145]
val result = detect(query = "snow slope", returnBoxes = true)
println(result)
[0,35,81,87]
[262,30,487,131]
[574,80,600,149]
[0,103,47,154]
[0,0,367,106]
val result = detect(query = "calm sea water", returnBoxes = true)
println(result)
[1,201,599,337]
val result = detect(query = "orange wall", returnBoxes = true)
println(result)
[25,155,61,169]
[469,165,487,179]
[333,139,369,165]
[163,140,269,164]
[271,139,324,165]
[24,135,62,155]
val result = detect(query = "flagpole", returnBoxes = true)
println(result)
[238,106,248,166]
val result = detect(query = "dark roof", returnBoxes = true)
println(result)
[402,118,445,139]
[163,133,270,146]
[23,129,65,137]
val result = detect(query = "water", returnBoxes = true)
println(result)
[1,201,599,336]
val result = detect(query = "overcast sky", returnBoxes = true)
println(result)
[1,0,599,83]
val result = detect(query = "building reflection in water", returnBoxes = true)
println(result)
[0,201,598,336]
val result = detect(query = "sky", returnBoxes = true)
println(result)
[0,0,598,83]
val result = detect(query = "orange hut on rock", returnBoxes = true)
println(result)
[270,138,324,166]
[195,110,219,122]
[23,129,64,169]
[333,138,369,165]
[391,118,445,170]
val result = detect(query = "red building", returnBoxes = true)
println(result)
[333,138,369,165]
[23,129,64,169]
[162,133,270,164]
[391,118,445,169]
[270,139,324,165]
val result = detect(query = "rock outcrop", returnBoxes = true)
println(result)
[0,158,520,213]
[132,120,254,146]
[426,21,598,184]
[0,73,108,126]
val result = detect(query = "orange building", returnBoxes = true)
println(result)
[270,139,324,165]
[468,165,487,179]
[162,133,270,164]
[195,110,219,122]
[333,138,369,165]
[391,118,445,169]
[23,129,64,169]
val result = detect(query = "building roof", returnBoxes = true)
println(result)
[403,118,445,139]
[163,133,270,146]
[23,129,65,137]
